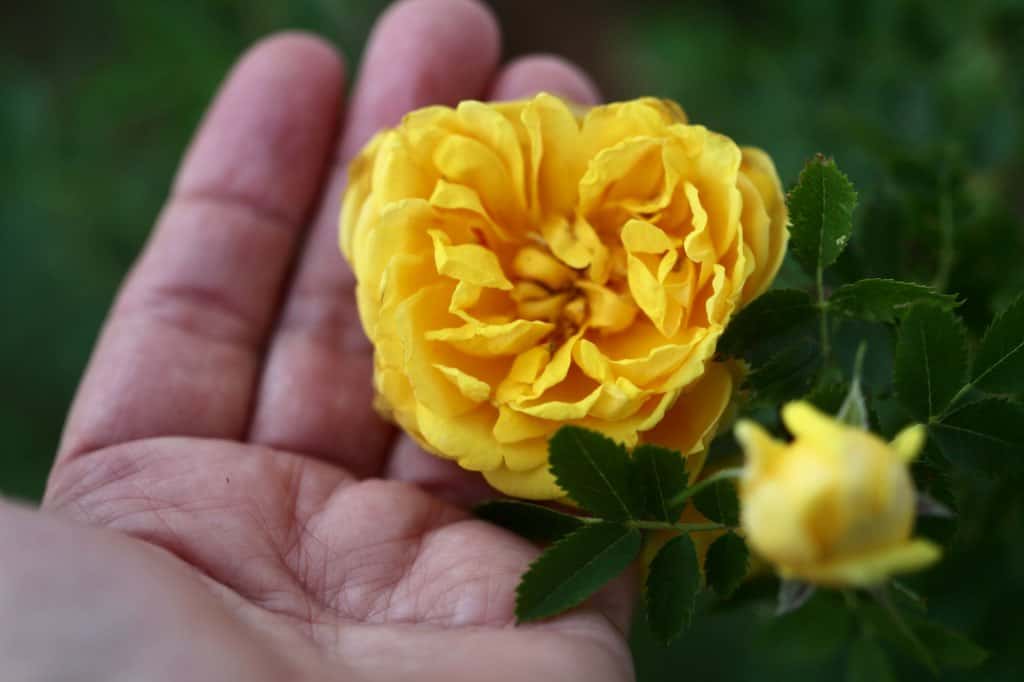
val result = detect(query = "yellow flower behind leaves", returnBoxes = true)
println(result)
[736,402,941,587]
[341,93,788,499]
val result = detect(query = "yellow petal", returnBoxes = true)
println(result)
[622,218,676,254]
[890,423,927,463]
[426,318,554,357]
[790,539,942,587]
[484,461,563,500]
[428,179,512,243]
[738,146,789,304]
[643,361,734,477]
[496,345,551,403]
[433,364,491,403]
[513,246,576,290]
[781,402,843,446]
[735,419,786,477]
[522,93,584,216]
[513,384,604,420]
[428,230,513,290]
[493,406,553,445]
[416,403,502,470]
[577,281,638,333]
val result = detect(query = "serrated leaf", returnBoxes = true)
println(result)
[745,342,821,403]
[930,398,1024,471]
[704,532,749,597]
[645,534,701,644]
[475,500,583,543]
[788,155,858,277]
[549,426,641,521]
[972,293,1024,396]
[692,478,739,526]
[894,304,968,420]
[632,444,689,522]
[829,278,958,324]
[846,638,895,682]
[910,618,988,669]
[515,523,642,623]
[719,289,817,357]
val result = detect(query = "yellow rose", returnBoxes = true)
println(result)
[736,402,941,586]
[341,93,788,499]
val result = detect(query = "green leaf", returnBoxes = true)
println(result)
[894,304,968,420]
[692,478,740,526]
[475,500,583,543]
[515,523,642,623]
[805,379,849,414]
[704,531,749,597]
[718,289,817,357]
[910,618,989,669]
[645,534,701,644]
[972,293,1024,396]
[759,591,852,664]
[930,398,1024,471]
[846,638,895,682]
[632,444,689,522]
[829,278,958,324]
[548,426,641,521]
[745,342,821,403]
[787,155,858,277]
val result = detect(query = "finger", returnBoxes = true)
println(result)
[57,34,344,463]
[247,0,501,477]
[385,438,498,507]
[385,54,601,498]
[487,54,601,103]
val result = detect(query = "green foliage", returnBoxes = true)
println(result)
[632,445,689,522]
[474,501,583,543]
[972,294,1024,396]
[910,618,989,669]
[515,523,642,623]
[692,479,740,527]
[846,638,895,682]
[744,342,821,403]
[930,398,1024,470]
[645,534,701,644]
[549,427,641,521]
[704,532,749,598]
[787,156,858,277]
[829,278,958,324]
[718,289,816,357]
[893,304,968,420]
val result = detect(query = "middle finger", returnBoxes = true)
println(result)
[247,0,502,477]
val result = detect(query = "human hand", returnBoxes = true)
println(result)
[10,1,636,680]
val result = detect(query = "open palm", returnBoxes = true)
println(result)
[37,2,633,680]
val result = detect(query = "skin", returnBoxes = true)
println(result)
[0,1,638,680]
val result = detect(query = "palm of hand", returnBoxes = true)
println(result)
[37,2,632,681]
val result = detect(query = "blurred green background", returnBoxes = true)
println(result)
[2,0,1023,679]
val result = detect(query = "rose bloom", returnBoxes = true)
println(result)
[341,93,787,499]
[736,402,941,586]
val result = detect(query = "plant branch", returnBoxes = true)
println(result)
[666,467,743,511]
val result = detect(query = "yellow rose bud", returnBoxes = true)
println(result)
[341,93,788,499]
[736,402,941,587]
